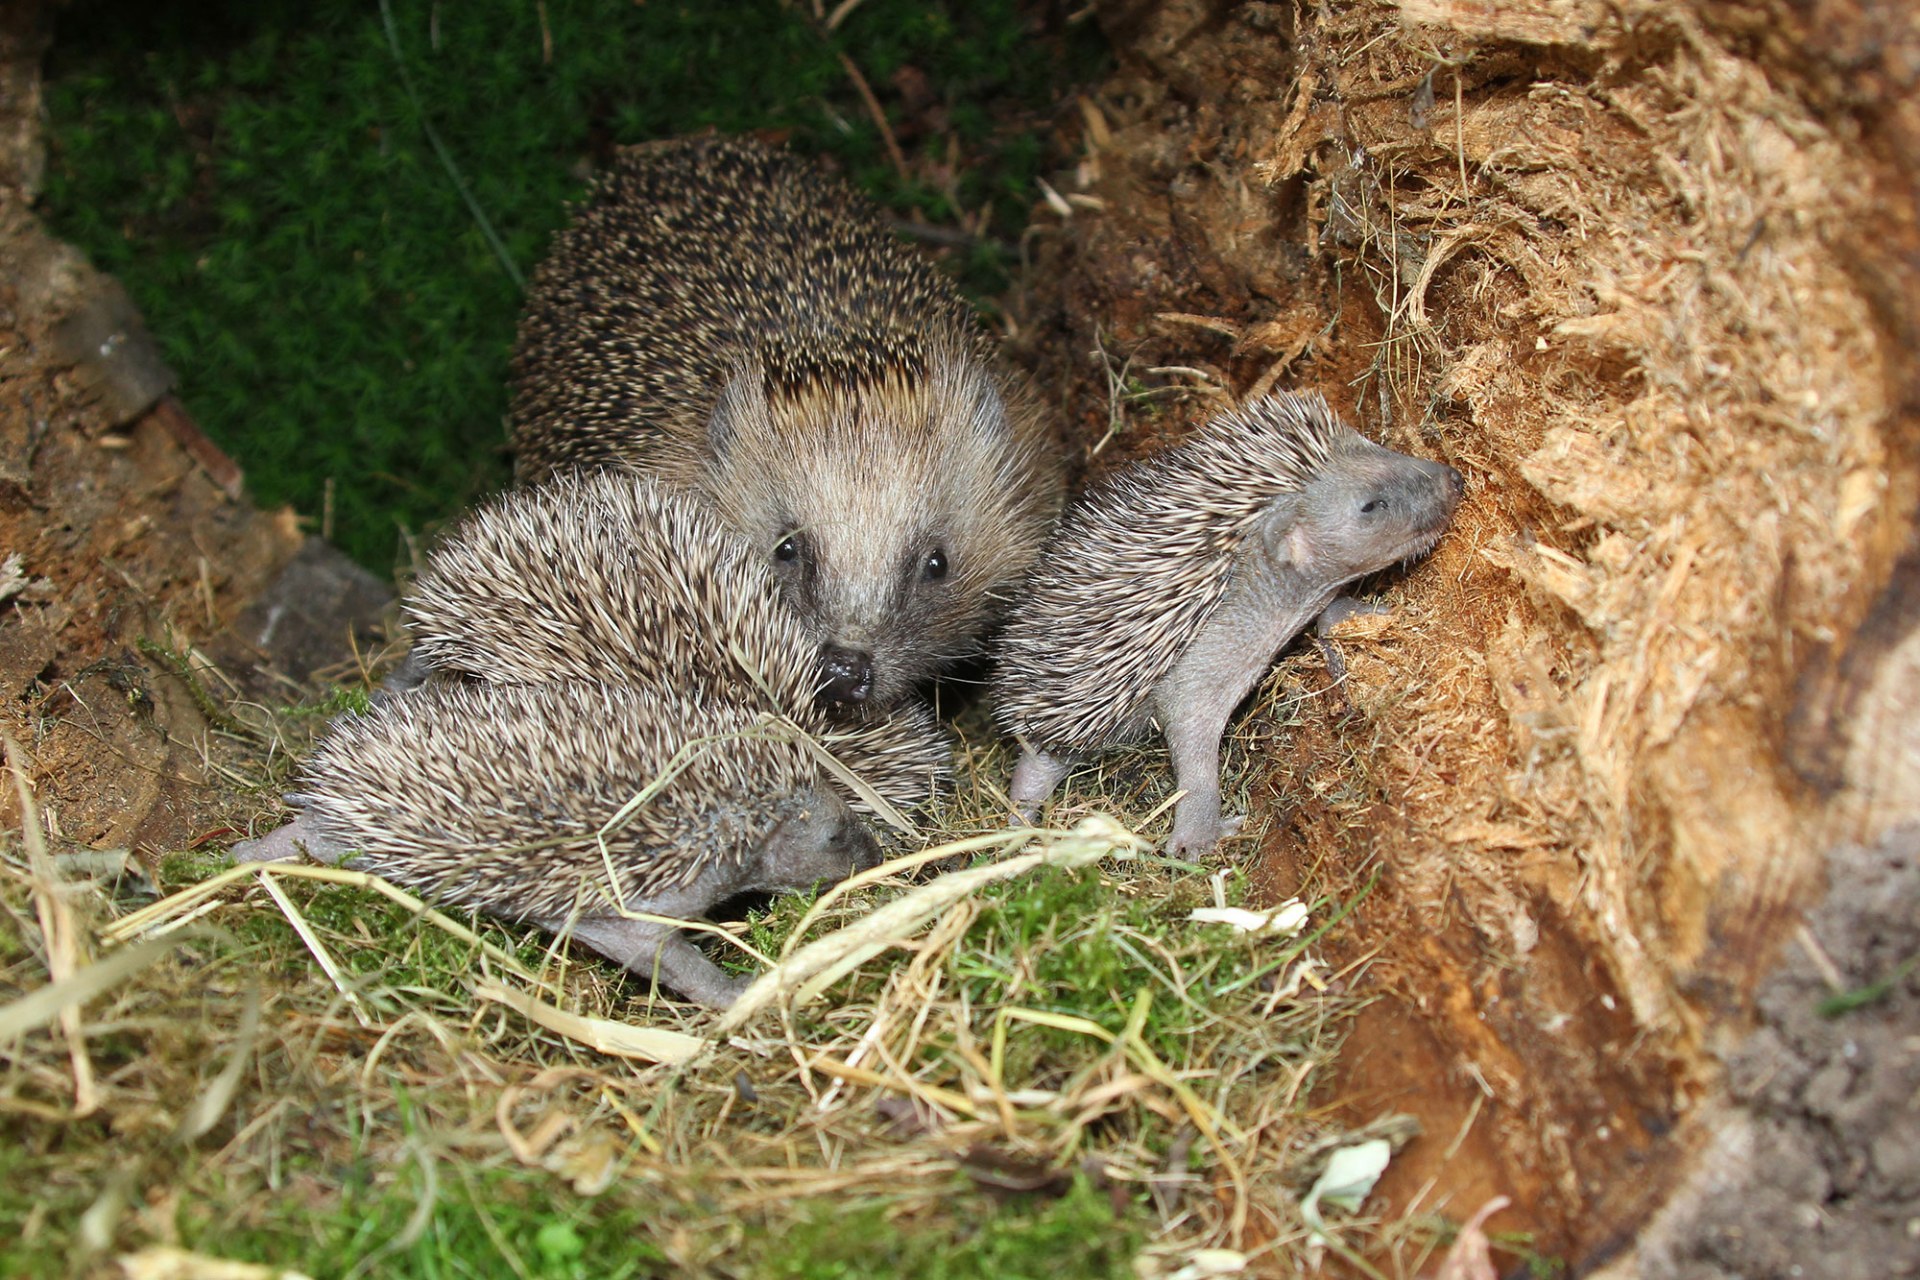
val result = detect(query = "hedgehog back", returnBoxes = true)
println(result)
[993,393,1351,752]
[402,470,954,816]
[296,679,823,922]
[510,135,981,483]
[405,469,819,707]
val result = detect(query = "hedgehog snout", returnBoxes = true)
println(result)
[837,810,884,872]
[819,644,875,706]
[1402,459,1465,539]
[766,790,885,888]
[1400,457,1465,521]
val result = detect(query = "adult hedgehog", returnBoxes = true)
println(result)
[511,135,1064,710]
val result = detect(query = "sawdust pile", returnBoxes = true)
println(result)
[1026,0,1920,1257]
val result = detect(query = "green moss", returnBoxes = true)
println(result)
[0,823,1373,1275]
[220,876,553,993]
[0,1140,1133,1280]
[754,1177,1138,1279]
[173,1159,676,1280]
[228,1165,1134,1280]
[42,0,1107,572]
[954,862,1281,1065]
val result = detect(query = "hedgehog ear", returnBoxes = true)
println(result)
[1250,493,1309,567]
[979,390,1017,446]
[706,373,754,460]
[965,369,1012,440]
[709,362,780,461]
[927,349,1010,441]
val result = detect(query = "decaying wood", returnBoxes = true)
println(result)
[1029,0,1920,1259]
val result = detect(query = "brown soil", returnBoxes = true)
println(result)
[0,205,282,856]
[0,4,390,863]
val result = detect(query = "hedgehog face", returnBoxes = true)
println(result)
[1264,439,1464,584]
[703,352,1057,710]
[749,785,883,892]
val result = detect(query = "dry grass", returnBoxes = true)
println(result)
[0,669,1431,1277]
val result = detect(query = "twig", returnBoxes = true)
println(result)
[258,872,370,1027]
[719,817,1139,1032]
[1455,69,1469,194]
[104,861,537,980]
[379,0,525,289]
[5,737,99,1113]
[836,51,910,185]
[824,0,869,30]
[135,636,254,739]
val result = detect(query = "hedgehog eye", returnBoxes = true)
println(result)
[923,548,949,582]
[1360,498,1388,515]
[774,535,800,564]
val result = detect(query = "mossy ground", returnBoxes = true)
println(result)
[41,0,1105,571]
[0,730,1392,1277]
[0,678,1425,1278]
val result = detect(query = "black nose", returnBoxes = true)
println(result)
[1444,465,1465,498]
[819,645,874,705]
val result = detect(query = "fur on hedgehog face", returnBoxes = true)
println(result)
[1256,433,1465,584]
[700,351,1046,708]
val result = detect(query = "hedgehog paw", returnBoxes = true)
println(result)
[1166,814,1221,858]
[1009,748,1075,828]
[560,915,756,1011]
[231,818,343,865]
[1315,595,1392,636]
[1166,803,1248,859]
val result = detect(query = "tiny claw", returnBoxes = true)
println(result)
[1165,812,1246,859]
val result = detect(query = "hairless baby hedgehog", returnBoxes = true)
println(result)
[511,135,1064,710]
[993,392,1464,855]
[234,680,883,1009]
[397,469,953,818]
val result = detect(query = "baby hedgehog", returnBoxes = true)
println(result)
[400,469,952,817]
[234,680,882,1009]
[510,135,1064,709]
[993,392,1464,856]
